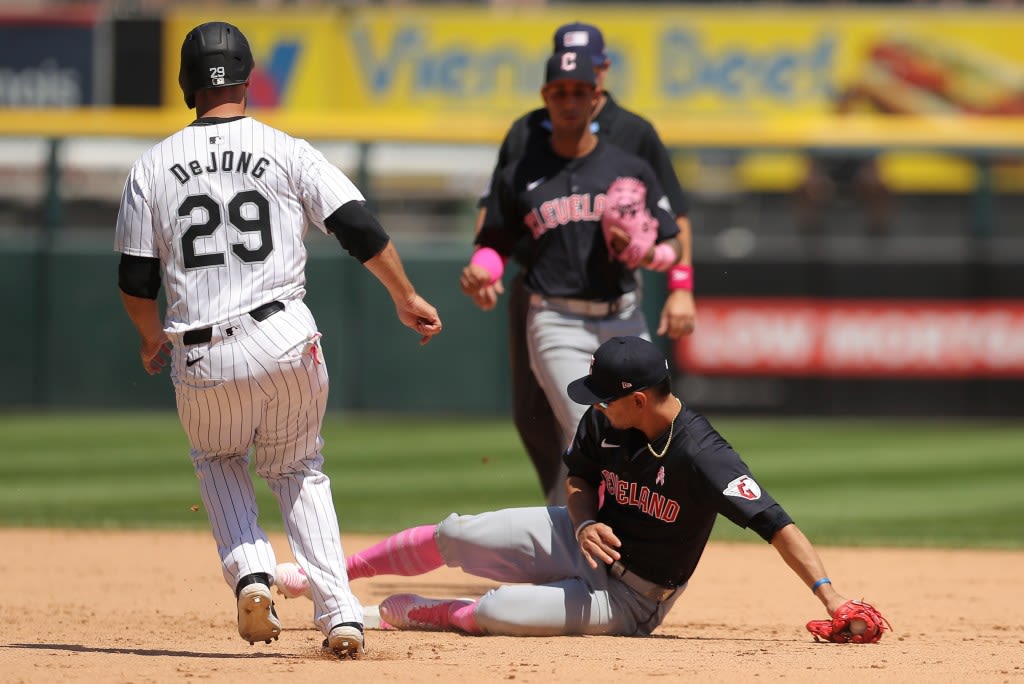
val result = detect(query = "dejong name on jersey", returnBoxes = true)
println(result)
[169,150,270,185]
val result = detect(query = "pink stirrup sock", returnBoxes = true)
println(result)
[347,524,443,580]
[449,600,482,635]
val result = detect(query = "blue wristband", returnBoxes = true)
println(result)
[811,577,832,594]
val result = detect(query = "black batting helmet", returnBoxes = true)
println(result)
[178,21,254,109]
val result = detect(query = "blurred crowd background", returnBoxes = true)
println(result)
[1,1,1022,416]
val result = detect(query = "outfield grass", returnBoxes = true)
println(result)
[1,411,1021,549]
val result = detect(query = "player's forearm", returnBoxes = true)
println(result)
[363,241,418,304]
[566,475,600,529]
[771,523,839,608]
[473,207,487,237]
[119,290,164,344]
[675,216,692,266]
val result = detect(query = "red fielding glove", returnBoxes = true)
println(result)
[807,599,892,644]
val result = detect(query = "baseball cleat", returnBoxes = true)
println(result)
[323,623,365,659]
[273,562,311,600]
[237,583,282,645]
[378,593,462,631]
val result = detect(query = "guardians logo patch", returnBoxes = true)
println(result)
[723,475,761,501]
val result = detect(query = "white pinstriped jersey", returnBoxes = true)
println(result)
[114,116,363,332]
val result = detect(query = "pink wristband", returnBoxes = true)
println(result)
[470,246,507,285]
[648,243,677,272]
[668,264,694,291]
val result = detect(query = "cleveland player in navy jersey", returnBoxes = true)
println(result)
[329,336,873,638]
[470,22,696,506]
[461,50,683,483]
[114,21,441,658]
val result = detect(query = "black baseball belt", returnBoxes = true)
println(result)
[609,560,678,602]
[182,300,284,346]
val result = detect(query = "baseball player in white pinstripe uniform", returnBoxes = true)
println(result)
[114,21,442,659]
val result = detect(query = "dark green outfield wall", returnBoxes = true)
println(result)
[0,242,668,413]
[4,240,1020,415]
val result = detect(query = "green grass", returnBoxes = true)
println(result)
[1,412,1022,549]
[708,418,1024,548]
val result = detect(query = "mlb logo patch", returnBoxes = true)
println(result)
[563,30,591,48]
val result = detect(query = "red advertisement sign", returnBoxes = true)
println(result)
[676,298,1024,378]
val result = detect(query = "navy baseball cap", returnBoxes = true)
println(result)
[568,337,670,405]
[553,22,607,67]
[545,50,596,87]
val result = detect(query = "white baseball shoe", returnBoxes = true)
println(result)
[273,562,311,600]
[324,623,365,659]
[237,582,282,645]
[379,593,468,631]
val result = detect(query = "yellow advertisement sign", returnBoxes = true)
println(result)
[165,7,1024,121]
[165,9,341,111]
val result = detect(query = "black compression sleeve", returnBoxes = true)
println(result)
[118,254,161,299]
[748,503,795,543]
[323,200,390,263]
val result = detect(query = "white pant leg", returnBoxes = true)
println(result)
[176,334,277,589]
[244,300,362,634]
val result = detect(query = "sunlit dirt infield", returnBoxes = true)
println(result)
[1,529,1021,683]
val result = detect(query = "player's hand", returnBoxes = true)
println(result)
[576,522,621,570]
[606,225,631,256]
[459,264,503,311]
[657,289,696,339]
[140,335,172,375]
[469,281,504,311]
[396,294,442,345]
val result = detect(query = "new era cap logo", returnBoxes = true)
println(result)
[723,475,761,501]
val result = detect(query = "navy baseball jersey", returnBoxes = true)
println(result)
[480,92,689,219]
[565,405,784,588]
[477,138,678,301]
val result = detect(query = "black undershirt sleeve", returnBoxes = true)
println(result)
[118,254,161,299]
[323,200,390,263]
[748,503,795,543]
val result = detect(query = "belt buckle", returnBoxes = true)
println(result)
[611,561,674,602]
[651,585,675,602]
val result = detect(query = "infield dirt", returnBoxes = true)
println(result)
[1,529,1021,683]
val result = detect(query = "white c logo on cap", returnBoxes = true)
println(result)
[561,51,577,72]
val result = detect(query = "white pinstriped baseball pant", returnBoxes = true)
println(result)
[170,299,362,635]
